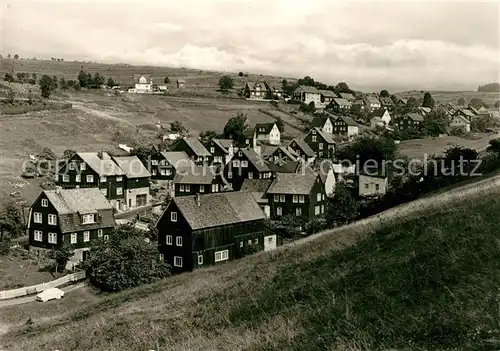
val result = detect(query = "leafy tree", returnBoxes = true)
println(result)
[478,83,500,92]
[223,112,248,145]
[238,72,244,77]
[63,149,76,160]
[73,81,81,92]
[458,97,466,106]
[107,77,115,87]
[267,215,305,238]
[39,75,54,98]
[325,184,359,227]
[218,75,234,91]
[51,75,58,89]
[0,202,24,240]
[334,82,353,94]
[130,145,154,164]
[92,73,105,87]
[336,135,397,168]
[380,90,389,98]
[31,73,37,83]
[486,138,500,154]
[199,130,218,143]
[469,98,485,109]
[6,88,15,104]
[7,54,11,59]
[77,69,90,88]
[59,77,68,90]
[443,145,478,176]
[422,92,435,108]
[14,54,19,59]
[422,109,449,137]
[49,243,73,273]
[168,121,189,136]
[275,116,285,133]
[471,114,499,133]
[282,79,298,96]
[298,76,315,86]
[164,77,170,84]
[83,224,170,292]
[4,72,14,82]
[495,100,500,108]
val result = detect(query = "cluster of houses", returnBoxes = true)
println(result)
[127,74,186,94]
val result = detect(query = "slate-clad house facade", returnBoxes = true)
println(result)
[57,152,126,211]
[332,116,359,139]
[173,165,227,197]
[255,122,281,145]
[156,192,276,274]
[224,148,273,191]
[304,127,336,159]
[395,113,424,132]
[28,188,116,265]
[267,172,326,221]
[288,139,316,163]
[265,146,298,165]
[112,156,151,208]
[204,139,234,165]
[169,137,212,165]
[148,151,194,180]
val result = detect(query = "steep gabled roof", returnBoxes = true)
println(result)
[372,108,389,118]
[241,148,271,172]
[269,146,298,162]
[134,74,151,83]
[173,165,218,184]
[339,93,355,100]
[296,85,320,94]
[337,115,358,127]
[212,139,233,153]
[160,151,195,169]
[112,156,150,178]
[319,90,337,98]
[310,127,336,144]
[332,98,352,107]
[366,96,381,105]
[77,152,125,176]
[452,114,471,124]
[255,122,276,134]
[172,192,266,230]
[406,113,424,122]
[288,139,316,157]
[172,137,211,157]
[267,172,319,195]
[266,161,301,174]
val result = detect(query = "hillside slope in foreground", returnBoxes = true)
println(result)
[3,190,500,350]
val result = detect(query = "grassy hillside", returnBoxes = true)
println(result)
[396,90,500,106]
[3,194,500,350]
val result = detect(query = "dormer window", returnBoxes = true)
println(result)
[82,214,96,224]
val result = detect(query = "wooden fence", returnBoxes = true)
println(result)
[0,270,85,300]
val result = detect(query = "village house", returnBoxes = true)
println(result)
[111,156,151,209]
[371,108,391,128]
[364,96,382,111]
[329,98,352,112]
[264,82,282,99]
[299,160,336,197]
[267,172,326,221]
[148,151,194,180]
[156,192,275,274]
[169,137,212,165]
[173,165,227,197]
[57,152,126,211]
[244,81,270,100]
[224,148,273,191]
[339,92,355,102]
[240,178,274,218]
[287,139,316,164]
[304,127,336,159]
[319,90,337,108]
[394,113,424,132]
[254,122,281,145]
[450,113,471,133]
[204,138,234,165]
[418,106,432,116]
[332,115,360,139]
[130,74,153,93]
[332,163,356,183]
[28,188,116,266]
[380,97,394,110]
[352,98,367,111]
[311,115,335,134]
[359,173,388,197]
[265,160,301,174]
[264,146,298,165]
[293,85,322,106]
[396,97,408,105]
[176,79,186,88]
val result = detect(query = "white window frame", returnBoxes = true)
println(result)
[299,195,305,203]
[254,238,258,244]
[80,163,86,171]
[100,176,107,182]
[240,241,243,248]
[104,235,109,241]
[241,160,248,168]
[180,184,185,192]
[312,135,317,142]
[101,188,108,196]
[160,169,167,176]
[71,232,77,244]
[48,214,57,225]
[232,160,240,167]
[296,208,302,216]
[41,199,48,207]
[214,249,229,262]
[116,176,123,182]
[248,239,252,245]
[34,230,43,242]
[34,212,42,224]
[75,174,81,183]
[83,231,90,242]
[212,184,219,193]
[63,174,70,183]
[280,195,285,202]
[185,184,190,192]
[171,212,177,222]
[151,159,159,166]
[210,146,215,153]
[277,207,283,216]
[293,195,298,203]
[166,235,173,245]
[176,236,183,247]
[69,162,75,170]
[98,229,103,237]
[317,193,322,202]
[228,171,232,179]
[116,187,123,195]
[166,169,172,176]
[319,143,323,150]
[82,214,95,224]
[174,256,183,267]
[315,206,320,215]
[86,174,94,183]
[198,255,203,265]
[248,172,253,179]
[200,185,205,193]
[321,205,325,214]
[274,194,279,202]
[48,232,57,244]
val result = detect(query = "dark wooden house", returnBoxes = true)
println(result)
[169,137,212,165]
[394,113,424,132]
[204,138,234,165]
[148,151,194,180]
[266,172,326,221]
[111,156,151,209]
[264,146,298,165]
[303,127,336,159]
[28,188,116,265]
[223,148,273,191]
[288,139,316,163]
[156,192,277,274]
[173,165,228,197]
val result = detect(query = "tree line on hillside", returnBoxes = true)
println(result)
[281,76,355,96]
[478,83,500,92]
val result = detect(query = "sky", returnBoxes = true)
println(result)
[1,0,499,92]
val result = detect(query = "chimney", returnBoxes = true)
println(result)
[195,193,201,207]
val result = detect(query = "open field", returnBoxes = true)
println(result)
[2,177,500,350]
[0,251,56,290]
[396,90,500,106]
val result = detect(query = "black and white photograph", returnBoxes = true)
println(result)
[0,0,499,350]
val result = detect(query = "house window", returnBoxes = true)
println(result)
[365,184,369,189]
[166,235,173,245]
[100,176,107,182]
[160,169,166,176]
[82,214,95,224]
[48,232,57,244]
[34,212,42,223]
[376,184,380,191]
[212,184,219,192]
[185,184,191,192]
[174,256,183,267]
[315,206,320,215]
[321,205,325,214]
[86,175,94,183]
[228,172,233,179]
[117,187,123,195]
[280,195,285,202]
[48,214,57,225]
[238,151,242,156]
[34,230,43,241]
[80,163,86,171]
[71,233,77,244]
[254,238,258,244]
[101,188,108,196]
[151,160,159,166]
[166,169,172,176]
[210,147,215,153]
[83,231,90,242]
[248,172,253,179]
[248,239,252,245]
[322,194,325,200]
[117,176,123,182]
[171,212,177,222]
[296,208,302,216]
[98,229,103,237]
[317,193,321,202]
[240,241,244,248]
[232,160,240,167]
[214,250,229,262]
[63,174,70,182]
[274,194,279,202]
[75,174,81,182]
[152,169,157,176]
[241,161,248,168]
[200,185,205,193]
[312,136,317,142]
[293,195,298,203]
[180,184,185,192]
[198,255,203,265]
[41,199,48,207]
[299,195,305,203]
[69,162,75,170]
[312,130,316,134]
[159,253,164,261]
[319,143,323,150]
[104,235,109,241]
[277,207,283,216]
[176,236,183,247]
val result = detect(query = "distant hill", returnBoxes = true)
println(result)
[478,83,500,92]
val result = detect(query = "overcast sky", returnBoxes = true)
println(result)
[2,0,499,92]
